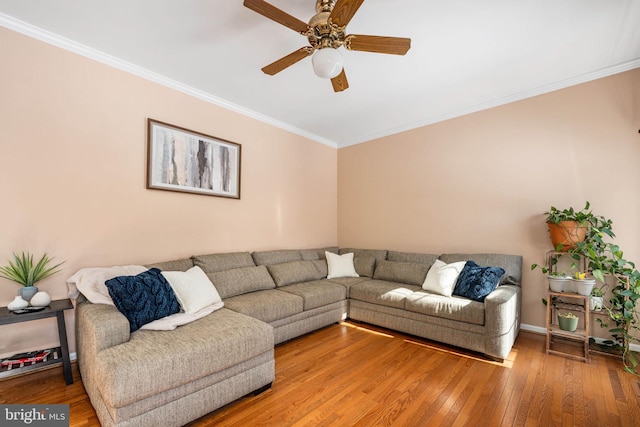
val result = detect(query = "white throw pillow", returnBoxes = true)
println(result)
[162,266,222,314]
[326,251,360,279]
[422,260,467,297]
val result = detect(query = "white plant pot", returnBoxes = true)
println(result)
[548,276,571,292]
[572,278,596,296]
[590,296,604,311]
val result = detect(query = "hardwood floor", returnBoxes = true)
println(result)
[1,321,640,426]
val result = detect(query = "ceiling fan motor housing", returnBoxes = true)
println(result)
[308,10,345,50]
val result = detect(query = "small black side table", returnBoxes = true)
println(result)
[0,298,74,384]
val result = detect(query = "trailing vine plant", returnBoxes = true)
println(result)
[534,202,640,374]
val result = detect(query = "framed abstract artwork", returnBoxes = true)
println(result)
[147,119,241,199]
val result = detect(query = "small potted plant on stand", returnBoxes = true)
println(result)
[0,252,64,308]
[547,271,571,292]
[558,312,579,332]
[572,272,596,296]
[590,285,605,311]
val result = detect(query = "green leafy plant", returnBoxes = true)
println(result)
[559,312,577,318]
[533,202,640,375]
[0,252,64,287]
[544,202,599,224]
[591,285,606,297]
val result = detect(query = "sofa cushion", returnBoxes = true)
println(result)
[299,247,339,260]
[252,249,302,266]
[453,261,505,302]
[373,260,430,286]
[161,266,222,314]
[339,248,388,277]
[192,252,256,273]
[422,260,466,297]
[267,260,325,287]
[349,280,421,309]
[146,258,194,272]
[326,252,359,279]
[223,289,304,323]
[324,276,371,297]
[278,280,347,310]
[208,265,276,299]
[105,268,181,332]
[95,308,274,408]
[405,291,485,326]
[438,253,522,286]
[387,251,439,266]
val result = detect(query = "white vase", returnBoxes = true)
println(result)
[590,296,604,311]
[7,295,29,311]
[30,291,52,307]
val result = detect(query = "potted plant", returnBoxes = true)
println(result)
[534,202,640,374]
[572,272,596,296]
[0,252,64,302]
[544,203,593,251]
[558,312,579,332]
[590,285,605,312]
[547,271,571,292]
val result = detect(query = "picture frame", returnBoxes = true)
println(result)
[147,119,241,199]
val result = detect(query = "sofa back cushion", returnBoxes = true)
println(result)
[312,259,328,277]
[387,251,439,267]
[252,249,302,266]
[438,253,522,286]
[373,260,430,286]
[267,260,325,287]
[192,252,256,273]
[146,258,194,272]
[339,248,388,277]
[207,265,276,299]
[299,247,339,260]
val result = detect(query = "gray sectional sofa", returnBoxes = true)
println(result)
[74,247,522,427]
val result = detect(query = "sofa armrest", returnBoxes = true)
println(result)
[76,301,130,356]
[484,285,521,335]
[483,285,521,360]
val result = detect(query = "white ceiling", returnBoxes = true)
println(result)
[1,0,639,148]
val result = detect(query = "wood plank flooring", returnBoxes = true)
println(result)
[1,321,639,426]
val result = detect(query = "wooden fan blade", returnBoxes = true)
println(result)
[330,0,365,27]
[243,0,309,34]
[331,69,349,92]
[261,47,313,75]
[345,35,411,55]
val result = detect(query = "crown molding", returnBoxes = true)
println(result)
[0,13,339,149]
[339,57,640,148]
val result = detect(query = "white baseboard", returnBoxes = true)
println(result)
[520,323,640,352]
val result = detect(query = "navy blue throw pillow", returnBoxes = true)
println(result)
[453,261,505,302]
[105,268,180,332]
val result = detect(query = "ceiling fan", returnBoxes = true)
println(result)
[243,0,411,92]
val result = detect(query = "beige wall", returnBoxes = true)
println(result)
[0,27,337,356]
[338,68,640,331]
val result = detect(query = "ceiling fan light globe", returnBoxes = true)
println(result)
[312,48,343,79]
